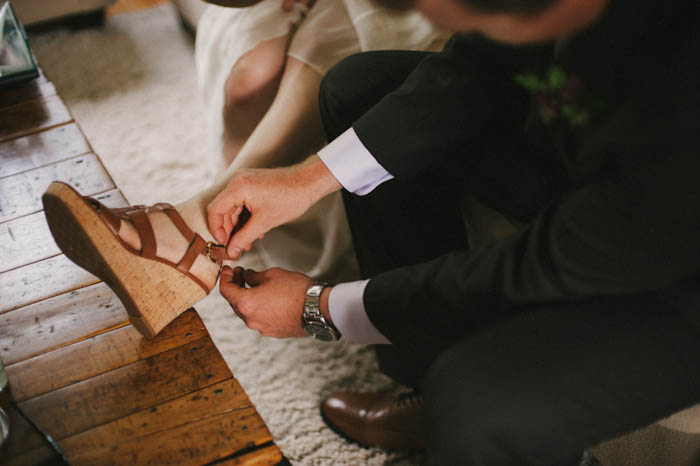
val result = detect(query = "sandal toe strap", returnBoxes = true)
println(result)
[158,204,197,244]
[176,234,212,293]
[128,208,157,260]
[86,198,123,234]
[177,234,207,274]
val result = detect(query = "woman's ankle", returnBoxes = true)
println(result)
[170,201,222,290]
[176,199,217,244]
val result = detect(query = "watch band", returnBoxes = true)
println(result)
[302,282,341,341]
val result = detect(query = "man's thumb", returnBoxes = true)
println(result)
[227,221,261,257]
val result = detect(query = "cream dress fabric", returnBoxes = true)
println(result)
[195,0,447,282]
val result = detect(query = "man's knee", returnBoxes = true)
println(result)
[319,50,427,141]
[318,54,371,140]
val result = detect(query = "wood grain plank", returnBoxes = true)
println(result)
[0,123,91,178]
[7,310,209,401]
[0,94,73,143]
[0,283,129,366]
[20,336,232,440]
[0,254,97,314]
[0,69,283,466]
[0,152,114,223]
[0,79,57,108]
[65,407,273,466]
[59,378,254,463]
[212,445,284,466]
[0,211,54,274]
[0,188,126,274]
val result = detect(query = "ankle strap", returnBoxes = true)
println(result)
[205,242,236,263]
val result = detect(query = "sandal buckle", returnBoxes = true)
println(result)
[205,242,218,264]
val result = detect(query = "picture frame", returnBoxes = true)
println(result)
[0,1,38,87]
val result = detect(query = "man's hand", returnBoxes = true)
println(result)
[207,155,341,258]
[220,266,313,338]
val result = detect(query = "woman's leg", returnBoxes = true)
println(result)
[116,57,326,286]
[221,35,289,166]
[224,56,326,171]
[174,56,325,224]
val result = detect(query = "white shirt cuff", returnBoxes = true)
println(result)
[318,127,394,196]
[329,280,391,344]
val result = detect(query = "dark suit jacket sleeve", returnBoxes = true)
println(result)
[351,35,545,181]
[363,59,700,350]
[364,146,700,350]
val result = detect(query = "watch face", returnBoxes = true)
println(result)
[305,322,335,342]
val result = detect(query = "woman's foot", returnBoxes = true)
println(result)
[116,200,221,291]
[42,182,230,338]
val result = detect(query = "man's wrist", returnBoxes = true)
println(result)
[297,155,342,202]
[301,282,341,341]
[320,285,333,325]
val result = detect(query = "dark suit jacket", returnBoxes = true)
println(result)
[351,0,700,350]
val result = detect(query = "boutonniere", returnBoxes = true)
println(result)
[515,66,605,128]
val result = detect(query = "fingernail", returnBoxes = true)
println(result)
[229,246,242,258]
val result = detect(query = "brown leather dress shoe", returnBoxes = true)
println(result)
[321,391,424,450]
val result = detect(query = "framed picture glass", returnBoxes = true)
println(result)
[0,1,38,86]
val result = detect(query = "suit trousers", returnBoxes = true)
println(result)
[318,50,700,466]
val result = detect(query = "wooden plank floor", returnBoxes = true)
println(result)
[0,71,286,465]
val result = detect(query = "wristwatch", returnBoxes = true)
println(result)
[302,282,341,342]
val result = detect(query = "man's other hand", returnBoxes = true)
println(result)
[220,266,312,338]
[207,155,342,259]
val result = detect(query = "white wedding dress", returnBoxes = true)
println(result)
[195,0,447,282]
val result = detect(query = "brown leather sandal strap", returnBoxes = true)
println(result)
[116,205,147,215]
[151,203,237,264]
[88,197,216,293]
[206,243,237,263]
[86,198,122,233]
[157,204,196,243]
[177,234,206,273]
[176,234,210,293]
[128,208,157,259]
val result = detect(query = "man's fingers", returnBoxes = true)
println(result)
[227,220,263,257]
[220,265,234,282]
[210,213,228,245]
[233,207,251,233]
[220,266,245,300]
[232,266,246,287]
[208,200,244,245]
[230,205,243,228]
[220,266,248,322]
[243,268,266,287]
[220,206,242,244]
[223,213,234,243]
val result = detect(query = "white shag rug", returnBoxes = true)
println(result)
[29,4,422,465]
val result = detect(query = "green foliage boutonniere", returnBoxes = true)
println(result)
[515,66,605,128]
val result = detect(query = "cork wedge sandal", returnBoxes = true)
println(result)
[42,181,233,339]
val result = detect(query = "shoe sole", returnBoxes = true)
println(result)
[42,182,206,339]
